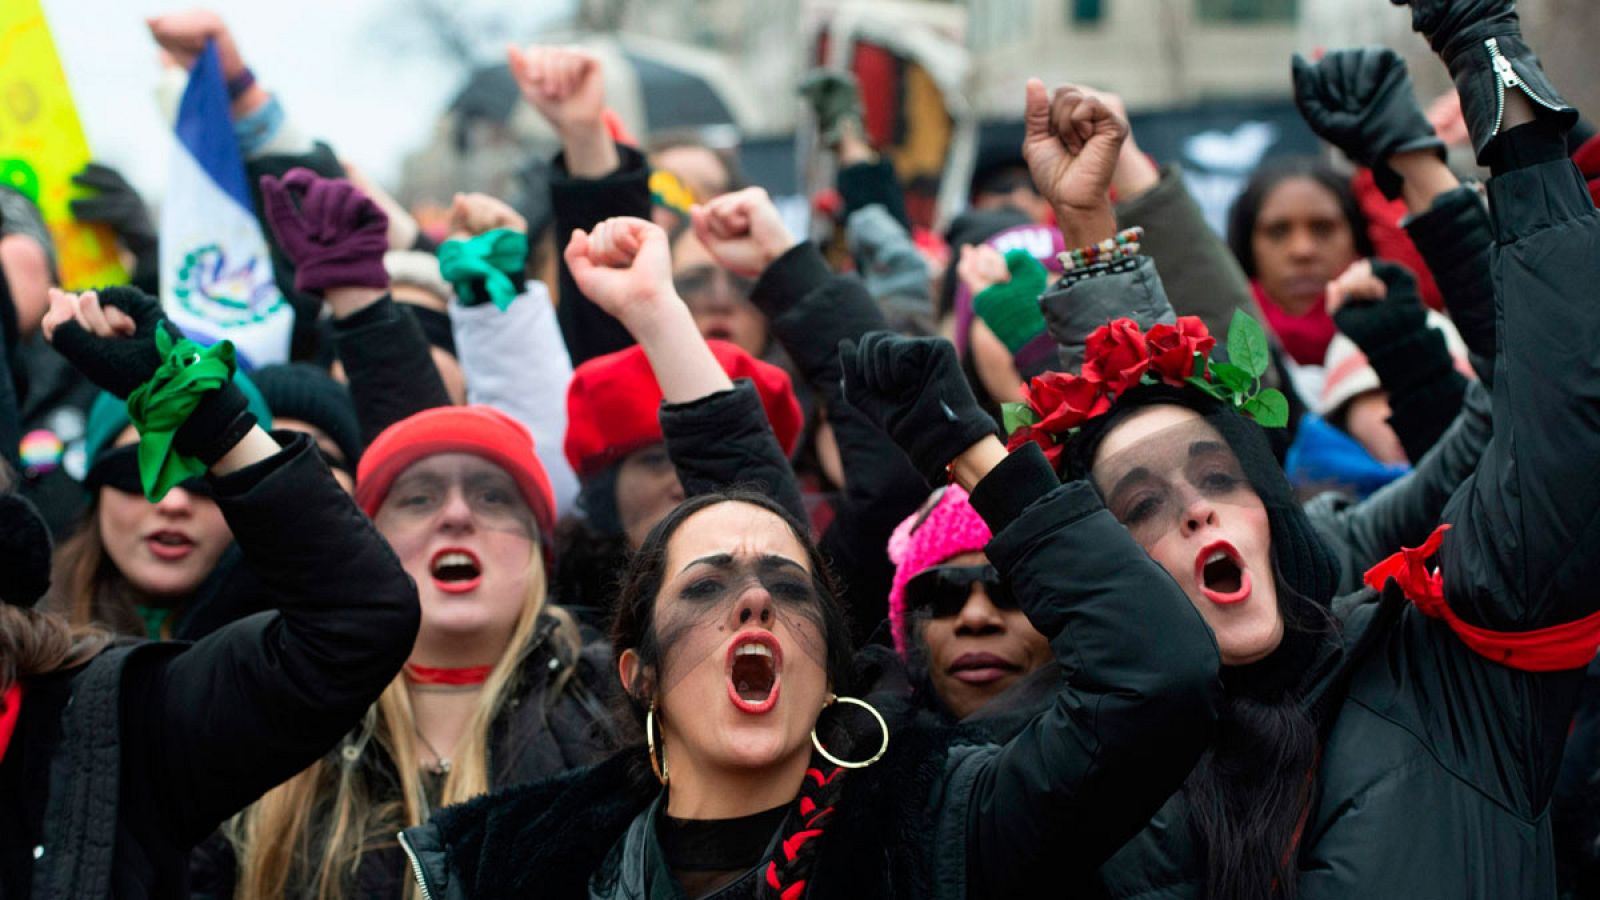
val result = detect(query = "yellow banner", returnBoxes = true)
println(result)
[0,0,126,289]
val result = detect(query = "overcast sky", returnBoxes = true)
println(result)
[42,0,572,201]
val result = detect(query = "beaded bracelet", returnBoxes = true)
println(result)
[1057,227,1144,273]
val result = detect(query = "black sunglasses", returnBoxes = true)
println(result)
[903,564,1016,618]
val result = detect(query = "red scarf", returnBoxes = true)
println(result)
[0,682,22,766]
[1252,281,1336,368]
[1366,525,1600,671]
[403,663,493,686]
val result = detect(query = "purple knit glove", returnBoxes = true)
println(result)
[259,168,390,295]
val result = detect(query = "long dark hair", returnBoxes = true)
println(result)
[1068,388,1341,899]
[608,490,857,900]
[1225,156,1374,280]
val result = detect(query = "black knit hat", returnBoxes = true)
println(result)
[1064,384,1341,610]
[0,492,52,607]
[251,363,364,468]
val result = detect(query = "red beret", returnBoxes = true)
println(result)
[356,405,556,538]
[564,340,803,479]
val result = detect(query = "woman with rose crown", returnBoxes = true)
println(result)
[892,12,1597,896]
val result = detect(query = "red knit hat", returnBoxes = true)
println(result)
[565,340,804,479]
[356,405,556,538]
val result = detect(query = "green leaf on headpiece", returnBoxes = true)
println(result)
[1001,401,1038,436]
[1241,388,1289,428]
[1210,361,1254,394]
[1185,375,1229,402]
[1227,310,1271,379]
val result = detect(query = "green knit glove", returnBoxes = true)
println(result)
[972,249,1049,355]
[125,330,238,502]
[799,70,863,147]
[438,228,530,311]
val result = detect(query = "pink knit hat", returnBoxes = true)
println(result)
[886,485,993,658]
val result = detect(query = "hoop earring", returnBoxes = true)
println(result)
[810,694,889,770]
[646,701,669,786]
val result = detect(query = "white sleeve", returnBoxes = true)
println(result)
[450,281,580,518]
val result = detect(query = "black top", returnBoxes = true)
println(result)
[658,803,788,898]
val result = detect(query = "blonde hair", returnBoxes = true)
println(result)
[229,551,567,900]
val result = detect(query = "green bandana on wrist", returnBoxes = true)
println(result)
[125,328,238,502]
[438,228,530,311]
[973,249,1050,355]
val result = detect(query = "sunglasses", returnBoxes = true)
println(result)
[903,564,1016,618]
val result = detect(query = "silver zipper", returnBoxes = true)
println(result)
[1485,37,1569,138]
[398,830,437,900]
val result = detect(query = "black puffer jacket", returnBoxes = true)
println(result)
[188,612,617,899]
[749,243,930,641]
[1091,144,1600,898]
[398,450,1222,899]
[0,434,419,899]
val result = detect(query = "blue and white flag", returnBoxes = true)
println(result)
[159,41,291,370]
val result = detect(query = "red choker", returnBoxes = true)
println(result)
[404,663,493,686]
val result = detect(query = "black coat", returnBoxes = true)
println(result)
[187,612,618,900]
[0,434,419,899]
[1091,151,1600,899]
[749,243,930,642]
[398,456,1223,899]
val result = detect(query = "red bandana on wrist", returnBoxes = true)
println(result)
[403,663,493,686]
[0,682,23,766]
[1365,524,1600,672]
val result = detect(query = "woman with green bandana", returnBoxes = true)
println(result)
[43,380,272,641]
[0,282,418,899]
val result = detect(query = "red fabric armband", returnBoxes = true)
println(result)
[1365,524,1600,672]
[0,682,22,766]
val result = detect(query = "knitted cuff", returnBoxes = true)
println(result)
[1332,299,1427,360]
[1361,325,1457,400]
[972,250,1049,355]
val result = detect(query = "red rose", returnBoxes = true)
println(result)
[1083,318,1151,394]
[1025,371,1111,433]
[1006,423,1066,469]
[1146,316,1217,385]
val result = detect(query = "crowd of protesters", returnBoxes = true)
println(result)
[5,0,1600,897]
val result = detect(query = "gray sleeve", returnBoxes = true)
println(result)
[1040,256,1176,371]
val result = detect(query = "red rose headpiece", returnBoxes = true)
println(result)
[1004,311,1288,472]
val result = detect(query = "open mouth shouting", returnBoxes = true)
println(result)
[145,529,196,562]
[1195,541,1252,606]
[726,630,783,714]
[430,547,483,594]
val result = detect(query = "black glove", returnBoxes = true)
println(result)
[49,286,177,398]
[1292,49,1445,200]
[51,287,256,466]
[1332,260,1451,397]
[70,163,158,256]
[839,331,997,484]
[1390,0,1575,160]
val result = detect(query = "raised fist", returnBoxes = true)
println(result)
[564,217,677,327]
[689,187,797,279]
[1292,48,1444,199]
[258,168,390,295]
[956,244,1011,298]
[147,10,247,79]
[43,287,174,399]
[839,332,997,484]
[1020,80,1126,246]
[447,192,528,242]
[507,45,606,137]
